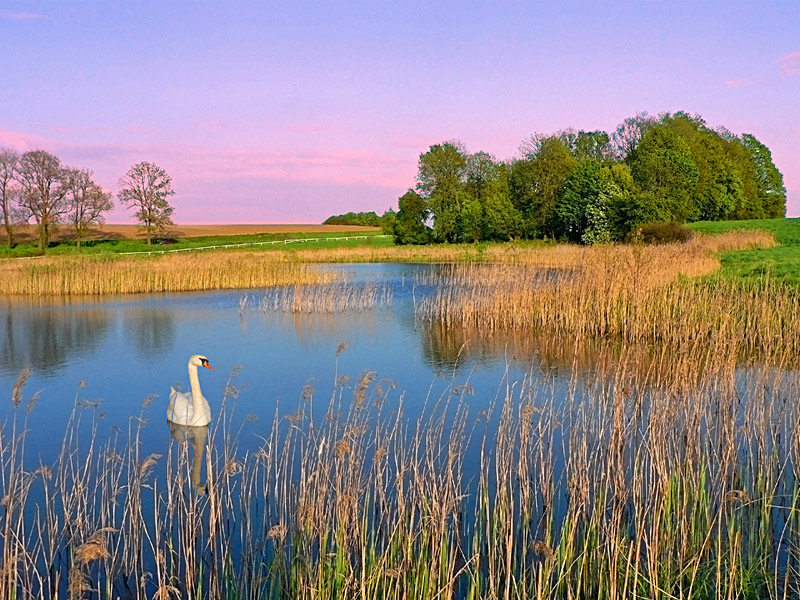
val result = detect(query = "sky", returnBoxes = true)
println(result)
[1,1,798,224]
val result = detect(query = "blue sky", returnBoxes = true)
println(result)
[1,1,798,222]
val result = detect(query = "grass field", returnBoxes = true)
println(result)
[0,223,386,258]
[689,217,800,284]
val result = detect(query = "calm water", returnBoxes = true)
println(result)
[0,263,566,465]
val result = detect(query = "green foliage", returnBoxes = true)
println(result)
[323,211,381,227]
[393,190,432,244]
[417,142,468,243]
[628,124,699,223]
[393,111,787,246]
[741,134,786,218]
[509,137,576,238]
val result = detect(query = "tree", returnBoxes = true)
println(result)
[555,160,614,242]
[0,149,19,248]
[118,162,175,245]
[611,111,658,160]
[509,137,576,238]
[68,169,113,248]
[393,190,431,244]
[15,150,72,252]
[741,134,786,218]
[627,125,699,223]
[574,130,611,161]
[416,142,467,243]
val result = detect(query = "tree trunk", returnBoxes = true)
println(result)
[38,221,49,252]
[2,216,12,248]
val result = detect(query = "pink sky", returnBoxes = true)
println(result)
[1,1,798,223]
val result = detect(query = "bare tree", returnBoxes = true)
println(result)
[67,168,114,248]
[0,149,19,248]
[15,150,72,252]
[118,162,175,246]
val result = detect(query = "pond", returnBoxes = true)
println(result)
[2,262,800,599]
[0,263,569,467]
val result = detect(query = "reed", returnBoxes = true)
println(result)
[0,253,339,295]
[417,231,800,364]
[2,338,800,599]
[241,281,393,313]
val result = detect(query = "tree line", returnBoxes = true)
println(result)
[390,111,787,245]
[0,148,176,251]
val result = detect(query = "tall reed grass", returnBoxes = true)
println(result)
[2,343,800,599]
[418,231,800,363]
[0,253,339,295]
[241,281,393,313]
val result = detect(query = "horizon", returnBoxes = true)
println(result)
[1,1,798,223]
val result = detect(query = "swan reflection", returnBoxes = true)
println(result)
[167,420,209,495]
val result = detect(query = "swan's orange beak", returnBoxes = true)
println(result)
[201,359,214,370]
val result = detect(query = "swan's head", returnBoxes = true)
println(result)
[189,354,214,370]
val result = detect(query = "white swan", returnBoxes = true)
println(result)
[167,354,214,426]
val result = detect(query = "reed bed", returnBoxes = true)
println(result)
[241,281,393,313]
[417,231,800,363]
[0,253,339,295]
[3,343,800,599]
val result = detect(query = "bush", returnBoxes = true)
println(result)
[627,222,695,244]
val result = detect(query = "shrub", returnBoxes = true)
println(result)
[628,222,695,244]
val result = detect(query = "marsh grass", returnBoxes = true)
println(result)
[418,231,800,363]
[3,340,800,599]
[0,253,340,295]
[241,281,393,313]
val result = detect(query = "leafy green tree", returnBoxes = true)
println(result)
[0,149,19,248]
[118,162,175,246]
[393,190,431,244]
[379,209,396,234]
[509,137,576,238]
[416,142,467,243]
[741,134,786,218]
[555,160,614,242]
[658,113,742,221]
[627,125,699,223]
[15,150,72,252]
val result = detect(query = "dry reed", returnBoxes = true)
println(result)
[0,252,340,295]
[2,341,800,598]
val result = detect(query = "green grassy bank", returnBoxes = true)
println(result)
[689,217,800,285]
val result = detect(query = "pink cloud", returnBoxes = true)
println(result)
[723,78,752,88]
[778,51,800,77]
[0,129,48,150]
[0,10,44,21]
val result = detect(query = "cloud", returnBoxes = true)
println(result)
[0,10,44,21]
[778,51,800,77]
[0,129,48,150]
[723,78,752,89]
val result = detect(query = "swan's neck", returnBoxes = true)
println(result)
[188,363,203,408]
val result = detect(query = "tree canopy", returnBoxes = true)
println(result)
[391,111,786,245]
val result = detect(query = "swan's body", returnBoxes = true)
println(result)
[167,354,213,426]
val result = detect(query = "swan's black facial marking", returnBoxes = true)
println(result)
[200,358,213,370]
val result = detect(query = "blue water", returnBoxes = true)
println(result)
[0,263,557,464]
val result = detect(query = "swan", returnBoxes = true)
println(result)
[167,354,214,426]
